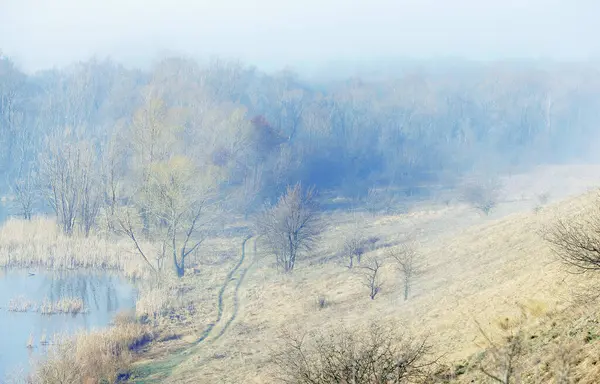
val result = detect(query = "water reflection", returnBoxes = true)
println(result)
[0,270,137,380]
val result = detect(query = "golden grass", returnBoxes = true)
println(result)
[145,165,600,383]
[7,296,86,314]
[39,297,86,315]
[7,295,36,312]
[31,319,154,384]
[0,217,153,278]
[7,164,600,383]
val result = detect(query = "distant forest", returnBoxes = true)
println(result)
[1,53,600,219]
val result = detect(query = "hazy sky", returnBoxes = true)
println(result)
[0,0,598,72]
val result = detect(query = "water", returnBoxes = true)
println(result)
[0,270,137,380]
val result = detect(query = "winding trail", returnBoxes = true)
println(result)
[206,235,255,342]
[213,236,257,340]
[129,235,255,383]
[196,234,252,343]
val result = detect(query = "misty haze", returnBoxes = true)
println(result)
[2,1,600,383]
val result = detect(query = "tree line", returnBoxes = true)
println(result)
[2,52,600,276]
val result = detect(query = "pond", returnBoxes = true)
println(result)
[0,270,137,380]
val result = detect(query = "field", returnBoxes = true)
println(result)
[114,163,600,383]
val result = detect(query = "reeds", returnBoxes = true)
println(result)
[8,295,35,312]
[31,320,154,383]
[7,296,88,315]
[39,297,86,315]
[0,217,154,278]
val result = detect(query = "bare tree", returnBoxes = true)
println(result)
[100,131,128,233]
[543,199,600,272]
[118,156,220,277]
[361,258,383,300]
[475,319,524,384]
[41,130,102,236]
[257,183,322,273]
[389,242,420,301]
[12,166,37,220]
[78,148,102,236]
[40,133,78,234]
[343,218,368,268]
[462,176,501,216]
[364,186,399,215]
[273,323,434,384]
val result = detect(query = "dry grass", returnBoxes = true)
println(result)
[7,164,600,383]
[31,319,154,384]
[7,296,86,314]
[144,164,600,383]
[0,217,154,278]
[39,297,86,315]
[445,280,600,383]
[7,295,36,312]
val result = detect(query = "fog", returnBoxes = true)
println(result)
[2,0,600,221]
[1,0,598,73]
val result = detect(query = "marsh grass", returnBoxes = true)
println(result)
[8,295,35,312]
[31,319,154,383]
[39,297,87,315]
[7,296,88,315]
[0,217,153,278]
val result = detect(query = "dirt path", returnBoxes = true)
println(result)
[196,234,253,343]
[129,235,254,383]
[209,235,256,341]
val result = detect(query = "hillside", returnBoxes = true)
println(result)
[124,164,600,383]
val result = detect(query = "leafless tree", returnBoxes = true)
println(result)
[78,149,102,236]
[364,186,398,214]
[114,206,158,273]
[543,199,600,272]
[462,176,501,216]
[272,323,434,384]
[389,242,421,301]
[537,191,550,206]
[12,167,37,220]
[343,218,368,268]
[344,232,367,269]
[475,319,524,384]
[100,131,128,233]
[257,183,322,273]
[117,156,219,277]
[362,258,383,300]
[41,130,102,236]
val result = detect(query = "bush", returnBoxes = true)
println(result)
[32,321,154,383]
[272,323,434,384]
[462,177,501,216]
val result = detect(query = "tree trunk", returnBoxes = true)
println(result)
[173,253,185,277]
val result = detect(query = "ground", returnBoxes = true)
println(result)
[127,164,600,383]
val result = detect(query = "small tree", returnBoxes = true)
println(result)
[543,198,600,272]
[475,318,525,384]
[12,167,37,220]
[273,323,434,384]
[362,258,383,300]
[343,226,367,268]
[257,183,322,273]
[463,176,501,216]
[389,242,420,301]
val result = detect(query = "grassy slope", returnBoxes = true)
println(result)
[129,164,600,383]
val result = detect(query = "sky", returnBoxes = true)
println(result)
[0,0,598,73]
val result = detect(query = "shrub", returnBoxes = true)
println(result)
[462,177,501,216]
[272,323,434,384]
